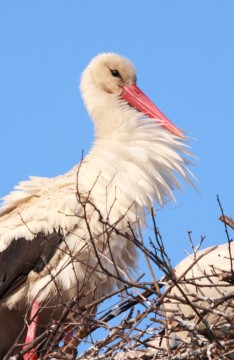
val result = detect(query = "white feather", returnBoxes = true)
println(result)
[0,53,196,311]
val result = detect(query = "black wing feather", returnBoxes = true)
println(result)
[0,231,63,300]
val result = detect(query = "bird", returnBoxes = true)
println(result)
[0,53,195,359]
[149,241,234,351]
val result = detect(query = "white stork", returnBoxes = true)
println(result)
[0,53,194,358]
[149,242,234,351]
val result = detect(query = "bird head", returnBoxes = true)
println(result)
[80,53,184,138]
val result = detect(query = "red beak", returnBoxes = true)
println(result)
[121,84,184,138]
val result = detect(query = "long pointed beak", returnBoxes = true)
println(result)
[121,84,184,138]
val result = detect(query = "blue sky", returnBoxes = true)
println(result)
[1,1,234,272]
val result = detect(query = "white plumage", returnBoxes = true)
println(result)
[0,53,194,357]
[150,242,234,350]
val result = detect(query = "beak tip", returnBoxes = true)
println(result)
[177,130,185,139]
[122,84,186,139]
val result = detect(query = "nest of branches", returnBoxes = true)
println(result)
[7,197,234,360]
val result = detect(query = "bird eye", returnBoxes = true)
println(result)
[110,69,120,78]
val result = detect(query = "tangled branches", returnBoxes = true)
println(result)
[4,198,234,360]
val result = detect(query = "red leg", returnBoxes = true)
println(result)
[63,324,74,344]
[23,301,40,360]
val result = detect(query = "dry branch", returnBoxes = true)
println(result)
[5,198,234,360]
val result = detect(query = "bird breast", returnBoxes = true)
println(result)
[0,108,193,308]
